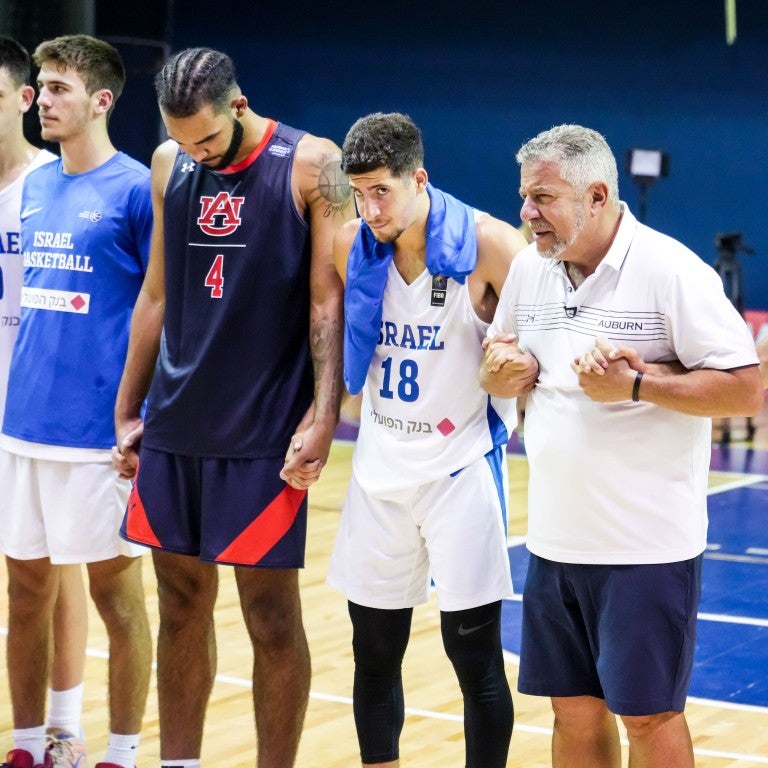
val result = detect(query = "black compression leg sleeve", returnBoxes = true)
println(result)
[348,601,413,764]
[441,600,513,768]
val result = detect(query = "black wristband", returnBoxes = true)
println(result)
[632,371,644,402]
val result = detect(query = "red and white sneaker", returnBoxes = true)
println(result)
[2,748,53,768]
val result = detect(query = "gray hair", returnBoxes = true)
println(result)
[516,124,620,206]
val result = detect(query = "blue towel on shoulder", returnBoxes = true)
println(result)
[343,183,478,394]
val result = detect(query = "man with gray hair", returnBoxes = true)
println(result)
[481,124,762,767]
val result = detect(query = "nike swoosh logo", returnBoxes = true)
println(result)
[457,618,495,636]
[21,206,43,217]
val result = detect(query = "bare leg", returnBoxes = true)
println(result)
[87,556,152,735]
[152,551,218,759]
[551,696,622,768]
[51,564,88,692]
[235,567,310,768]
[622,711,694,768]
[6,557,58,728]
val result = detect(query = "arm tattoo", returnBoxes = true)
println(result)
[310,313,343,415]
[315,156,351,217]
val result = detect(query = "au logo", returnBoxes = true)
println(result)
[197,192,245,236]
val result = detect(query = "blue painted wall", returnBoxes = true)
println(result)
[169,1,768,308]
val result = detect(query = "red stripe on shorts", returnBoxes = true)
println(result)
[215,485,306,565]
[125,479,162,547]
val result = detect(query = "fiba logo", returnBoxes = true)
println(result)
[77,210,102,222]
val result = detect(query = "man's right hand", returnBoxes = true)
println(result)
[112,419,144,478]
[480,332,540,398]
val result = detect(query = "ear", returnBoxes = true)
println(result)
[589,181,609,213]
[231,94,248,117]
[414,167,429,191]
[18,84,35,114]
[93,88,114,116]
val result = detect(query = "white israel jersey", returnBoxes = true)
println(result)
[352,248,516,498]
[0,149,56,423]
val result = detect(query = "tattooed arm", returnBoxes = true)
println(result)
[280,134,355,489]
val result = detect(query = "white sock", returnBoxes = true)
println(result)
[47,683,85,736]
[104,733,140,768]
[160,761,200,768]
[13,726,47,765]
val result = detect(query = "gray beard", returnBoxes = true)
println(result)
[538,238,567,260]
[535,205,586,261]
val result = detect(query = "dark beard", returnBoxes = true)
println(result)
[214,118,244,170]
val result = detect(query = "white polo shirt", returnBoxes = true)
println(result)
[490,204,758,564]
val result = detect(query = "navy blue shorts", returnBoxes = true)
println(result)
[518,553,702,716]
[120,447,307,567]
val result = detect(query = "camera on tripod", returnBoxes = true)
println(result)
[712,231,755,314]
[715,231,754,261]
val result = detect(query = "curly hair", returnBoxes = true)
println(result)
[341,112,424,178]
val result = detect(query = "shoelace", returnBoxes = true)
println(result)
[46,736,83,768]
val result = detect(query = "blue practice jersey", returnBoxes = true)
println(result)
[2,152,151,449]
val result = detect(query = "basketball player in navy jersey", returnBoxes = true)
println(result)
[113,47,353,768]
[327,112,537,767]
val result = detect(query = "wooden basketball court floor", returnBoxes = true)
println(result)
[2,415,768,766]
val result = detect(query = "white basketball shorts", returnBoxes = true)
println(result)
[0,447,145,563]
[327,449,513,611]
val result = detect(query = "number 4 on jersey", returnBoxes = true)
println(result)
[205,254,224,298]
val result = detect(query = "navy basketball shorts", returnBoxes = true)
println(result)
[120,446,307,567]
[518,552,703,716]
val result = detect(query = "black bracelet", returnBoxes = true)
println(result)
[632,371,644,402]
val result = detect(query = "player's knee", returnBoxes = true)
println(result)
[7,561,58,610]
[441,602,504,688]
[249,611,304,653]
[349,602,412,675]
[154,558,217,623]
[621,710,683,741]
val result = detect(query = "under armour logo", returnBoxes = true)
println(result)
[181,161,196,173]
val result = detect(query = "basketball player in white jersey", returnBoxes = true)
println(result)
[0,35,89,767]
[327,112,537,767]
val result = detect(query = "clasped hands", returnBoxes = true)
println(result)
[481,333,540,395]
[571,336,644,402]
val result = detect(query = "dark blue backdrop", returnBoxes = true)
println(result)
[161,1,768,308]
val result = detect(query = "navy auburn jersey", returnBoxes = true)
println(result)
[143,121,314,458]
